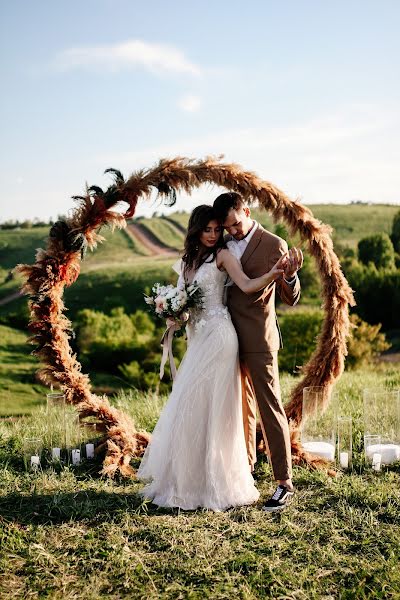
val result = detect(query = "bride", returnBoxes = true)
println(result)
[138,205,286,511]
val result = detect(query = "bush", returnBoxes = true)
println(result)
[76,307,145,370]
[391,209,400,252]
[358,233,395,269]
[278,309,390,373]
[347,314,390,369]
[346,263,400,330]
[75,306,186,392]
[278,309,323,373]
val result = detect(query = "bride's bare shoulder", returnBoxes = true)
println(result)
[216,247,230,265]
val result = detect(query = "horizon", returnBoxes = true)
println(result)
[1,198,399,227]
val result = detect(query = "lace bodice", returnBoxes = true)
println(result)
[179,259,230,334]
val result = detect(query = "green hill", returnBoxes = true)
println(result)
[169,203,399,249]
[136,216,185,250]
[0,203,398,329]
[0,324,48,415]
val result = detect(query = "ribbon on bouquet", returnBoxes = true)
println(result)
[159,320,179,380]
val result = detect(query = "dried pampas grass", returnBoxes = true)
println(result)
[17,157,355,475]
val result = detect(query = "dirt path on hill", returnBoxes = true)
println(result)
[126,223,178,256]
[0,290,23,306]
[161,216,187,235]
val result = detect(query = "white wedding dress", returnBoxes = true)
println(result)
[137,258,260,511]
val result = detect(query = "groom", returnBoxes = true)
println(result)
[213,192,303,512]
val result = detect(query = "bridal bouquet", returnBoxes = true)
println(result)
[144,281,203,328]
[144,281,204,380]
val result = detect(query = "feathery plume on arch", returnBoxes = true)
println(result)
[16,156,355,476]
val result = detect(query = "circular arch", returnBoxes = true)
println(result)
[17,157,355,476]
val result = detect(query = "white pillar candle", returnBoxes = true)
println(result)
[303,441,335,461]
[340,452,349,469]
[72,449,81,465]
[372,453,382,471]
[366,443,400,465]
[30,455,40,469]
[52,447,61,460]
[85,443,95,459]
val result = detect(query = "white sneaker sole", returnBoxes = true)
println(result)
[262,492,294,512]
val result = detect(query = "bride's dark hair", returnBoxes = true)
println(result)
[182,205,225,275]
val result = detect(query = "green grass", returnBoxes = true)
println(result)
[64,257,177,320]
[166,204,398,249]
[0,227,49,271]
[137,217,185,249]
[0,226,147,302]
[167,211,190,229]
[0,372,399,599]
[82,226,149,266]
[304,204,399,248]
[0,324,48,416]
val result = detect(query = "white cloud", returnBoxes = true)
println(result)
[94,104,400,214]
[54,39,202,76]
[178,94,202,112]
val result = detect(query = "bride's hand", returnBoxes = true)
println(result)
[166,317,179,329]
[267,254,287,282]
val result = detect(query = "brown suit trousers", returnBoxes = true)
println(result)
[227,224,301,481]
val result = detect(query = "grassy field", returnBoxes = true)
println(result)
[136,216,185,249]
[0,227,177,325]
[0,369,399,599]
[0,205,399,598]
[0,325,48,416]
[168,204,399,250]
[0,203,397,309]
[0,324,136,415]
[64,256,177,320]
[0,226,148,302]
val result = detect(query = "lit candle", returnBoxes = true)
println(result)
[303,441,335,461]
[340,452,349,469]
[72,449,81,465]
[30,455,40,469]
[85,443,95,459]
[372,453,382,471]
[52,447,61,460]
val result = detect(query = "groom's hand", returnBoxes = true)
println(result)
[283,247,303,279]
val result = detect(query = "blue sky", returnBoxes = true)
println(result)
[1,0,399,221]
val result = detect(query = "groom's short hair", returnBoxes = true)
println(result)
[213,192,244,222]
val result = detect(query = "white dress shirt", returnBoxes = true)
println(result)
[226,220,258,260]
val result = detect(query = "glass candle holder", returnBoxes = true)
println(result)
[301,386,336,461]
[363,389,400,466]
[81,420,103,460]
[65,408,81,466]
[337,416,352,470]
[23,438,42,472]
[46,392,67,463]
[364,434,382,471]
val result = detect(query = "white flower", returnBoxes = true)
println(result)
[166,288,177,300]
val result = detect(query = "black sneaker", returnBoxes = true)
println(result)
[262,485,294,512]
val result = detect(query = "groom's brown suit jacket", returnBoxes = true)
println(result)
[226,223,300,480]
[226,223,301,353]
